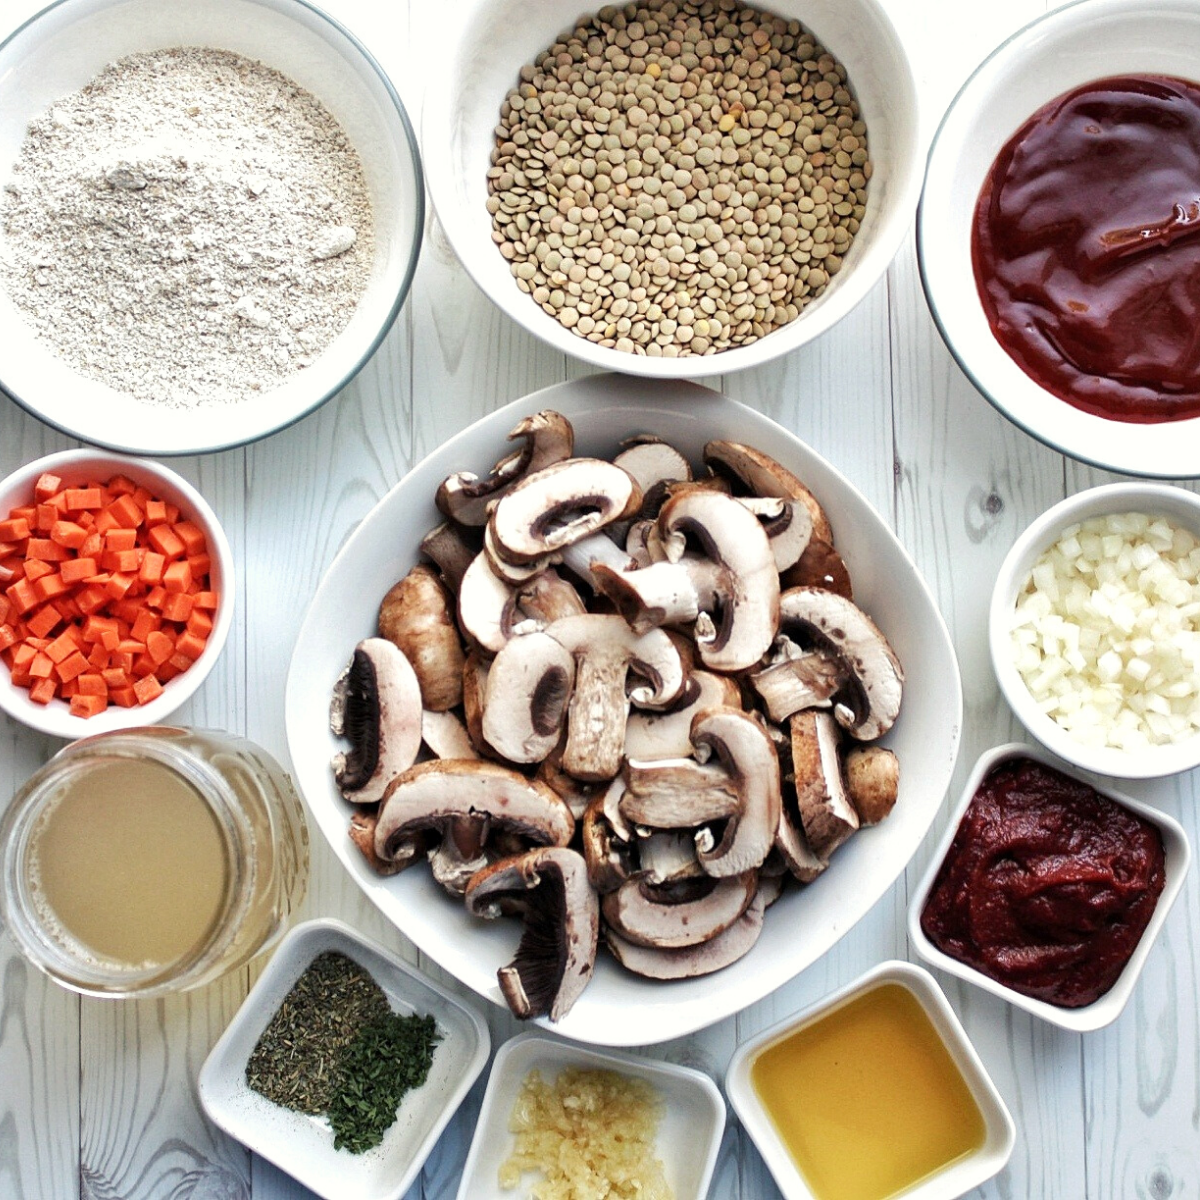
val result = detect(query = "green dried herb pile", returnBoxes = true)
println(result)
[245,950,440,1153]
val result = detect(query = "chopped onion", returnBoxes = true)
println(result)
[1010,511,1200,750]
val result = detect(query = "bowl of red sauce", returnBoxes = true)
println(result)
[918,0,1200,478]
[908,743,1190,1032]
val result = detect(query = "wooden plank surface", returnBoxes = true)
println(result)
[1,0,1198,1197]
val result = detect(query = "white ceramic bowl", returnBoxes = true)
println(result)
[725,960,1015,1200]
[908,744,1191,1033]
[0,449,233,738]
[284,373,963,1045]
[423,0,920,378]
[0,0,422,455]
[456,1032,724,1200]
[918,0,1200,478]
[989,482,1200,778]
[198,918,490,1200]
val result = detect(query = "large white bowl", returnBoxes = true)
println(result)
[918,0,1200,478]
[423,0,920,378]
[284,374,962,1045]
[0,0,423,455]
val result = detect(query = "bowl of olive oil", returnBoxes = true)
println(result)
[725,960,1015,1200]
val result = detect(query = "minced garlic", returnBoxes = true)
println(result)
[499,1066,672,1199]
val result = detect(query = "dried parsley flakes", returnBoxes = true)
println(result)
[245,949,440,1153]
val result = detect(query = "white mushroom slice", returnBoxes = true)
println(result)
[790,710,859,858]
[420,521,482,594]
[601,870,758,948]
[601,775,635,843]
[581,792,634,893]
[779,587,904,740]
[637,830,704,884]
[545,614,688,781]
[620,758,742,828]
[774,797,827,884]
[330,638,423,804]
[488,458,642,565]
[703,439,834,545]
[689,707,782,878]
[614,438,693,499]
[592,555,727,634]
[421,708,478,761]
[482,631,575,763]
[461,649,493,758]
[736,495,812,573]
[624,519,662,568]
[465,846,598,1022]
[377,564,465,712]
[623,670,741,760]
[436,410,575,526]
[483,521,548,583]
[516,568,587,626]
[558,530,637,587]
[748,636,846,723]
[654,489,780,672]
[605,891,766,979]
[845,745,900,825]
[457,552,519,654]
[535,739,606,820]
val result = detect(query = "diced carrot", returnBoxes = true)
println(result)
[130,608,159,643]
[160,592,193,623]
[45,628,82,663]
[76,672,107,697]
[29,651,54,679]
[144,499,168,526]
[74,584,109,615]
[102,665,129,687]
[6,578,38,615]
[132,674,163,704]
[0,517,31,541]
[32,573,70,603]
[11,642,38,670]
[146,523,185,559]
[87,641,108,671]
[82,614,118,642]
[107,475,136,496]
[174,521,208,555]
[35,503,58,532]
[103,548,142,574]
[23,559,53,584]
[186,553,212,578]
[0,624,16,653]
[70,693,108,717]
[92,507,120,535]
[25,537,72,563]
[63,487,103,511]
[139,551,165,584]
[192,591,219,610]
[60,557,99,584]
[79,531,103,559]
[185,608,213,638]
[145,586,167,610]
[0,596,10,625]
[166,651,194,673]
[173,630,208,662]
[104,573,136,601]
[145,629,174,665]
[162,560,192,594]
[26,605,61,639]
[109,684,138,707]
[49,520,88,549]
[33,474,62,501]
[105,494,143,529]
[55,651,89,682]
[28,676,57,705]
[104,527,138,552]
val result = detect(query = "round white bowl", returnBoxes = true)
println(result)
[918,0,1200,478]
[423,0,920,378]
[990,482,1200,778]
[0,0,423,455]
[909,744,1191,1033]
[284,373,963,1046]
[0,449,233,738]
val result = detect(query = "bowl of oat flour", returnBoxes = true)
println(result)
[0,0,422,454]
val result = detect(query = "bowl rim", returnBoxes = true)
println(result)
[907,742,1193,1032]
[988,482,1200,778]
[420,0,922,379]
[724,958,1016,1200]
[0,0,424,456]
[0,448,234,737]
[916,0,1200,478]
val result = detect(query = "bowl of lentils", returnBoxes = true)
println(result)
[0,0,423,455]
[423,0,920,375]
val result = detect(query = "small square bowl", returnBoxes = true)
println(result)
[456,1032,725,1200]
[0,448,233,739]
[909,743,1191,1032]
[726,960,1015,1200]
[198,918,490,1200]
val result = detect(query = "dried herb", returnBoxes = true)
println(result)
[245,951,390,1113]
[327,1011,440,1153]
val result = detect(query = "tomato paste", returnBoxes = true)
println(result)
[973,74,1200,423]
[920,757,1165,1008]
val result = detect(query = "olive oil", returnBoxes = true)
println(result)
[29,756,229,969]
[750,982,986,1200]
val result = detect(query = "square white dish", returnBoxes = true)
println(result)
[198,918,489,1200]
[456,1031,725,1200]
[908,743,1191,1032]
[725,960,1015,1200]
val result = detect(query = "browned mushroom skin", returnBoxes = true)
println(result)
[378,564,465,711]
[845,744,900,825]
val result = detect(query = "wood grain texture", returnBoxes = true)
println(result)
[2,0,1198,1197]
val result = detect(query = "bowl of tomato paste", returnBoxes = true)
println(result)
[908,743,1190,1032]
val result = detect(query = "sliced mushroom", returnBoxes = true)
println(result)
[436,410,575,526]
[604,890,766,979]
[774,795,828,884]
[330,638,423,804]
[737,495,812,573]
[620,758,743,829]
[348,808,412,875]
[748,636,847,723]
[778,587,904,740]
[378,565,465,711]
[419,521,482,594]
[845,745,900,825]
[461,649,493,758]
[591,554,726,634]
[623,670,742,761]
[536,738,606,820]
[465,846,598,1021]
[637,829,704,884]
[421,708,478,761]
[790,710,859,858]
[545,613,688,781]
[781,538,853,598]
[488,458,642,565]
[601,870,758,948]
[614,438,693,503]
[482,631,576,763]
[581,792,635,893]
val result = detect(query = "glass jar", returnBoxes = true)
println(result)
[0,727,309,998]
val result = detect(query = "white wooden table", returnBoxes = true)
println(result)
[2,0,1198,1196]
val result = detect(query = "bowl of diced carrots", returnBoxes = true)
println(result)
[0,449,232,739]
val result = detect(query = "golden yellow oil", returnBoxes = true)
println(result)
[750,982,987,1200]
[28,756,229,970]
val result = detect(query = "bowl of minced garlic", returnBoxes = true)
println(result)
[457,1032,725,1200]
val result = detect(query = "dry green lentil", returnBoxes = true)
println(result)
[488,0,869,357]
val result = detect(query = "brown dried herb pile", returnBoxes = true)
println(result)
[245,950,440,1152]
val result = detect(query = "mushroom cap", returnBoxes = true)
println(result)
[488,458,642,564]
[845,744,900,825]
[779,587,904,740]
[736,495,813,573]
[790,709,860,858]
[600,869,758,948]
[623,670,741,761]
[374,759,574,863]
[620,758,742,829]
[465,846,598,1022]
[482,630,575,763]
[656,489,780,672]
[330,638,423,805]
[378,565,465,712]
[419,521,481,594]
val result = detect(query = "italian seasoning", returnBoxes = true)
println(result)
[246,950,440,1153]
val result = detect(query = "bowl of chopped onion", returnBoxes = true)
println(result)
[990,482,1200,777]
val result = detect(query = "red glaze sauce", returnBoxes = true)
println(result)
[920,757,1165,1008]
[973,74,1200,422]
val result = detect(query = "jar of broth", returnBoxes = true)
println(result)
[0,727,309,997]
